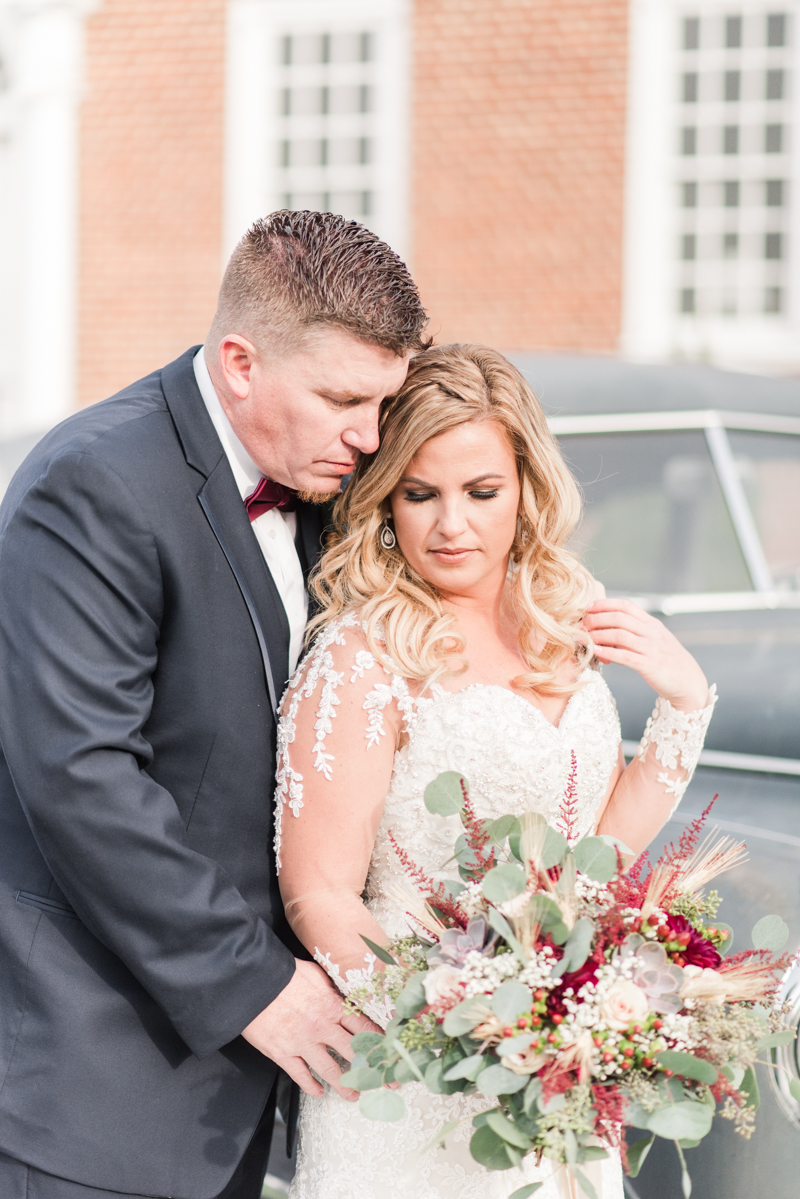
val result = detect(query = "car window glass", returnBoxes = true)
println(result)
[559,431,751,595]
[728,431,800,592]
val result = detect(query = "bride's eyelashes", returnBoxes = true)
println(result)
[401,488,501,503]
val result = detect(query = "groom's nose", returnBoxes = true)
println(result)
[341,407,381,455]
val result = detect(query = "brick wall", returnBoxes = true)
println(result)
[411,0,629,351]
[78,0,226,407]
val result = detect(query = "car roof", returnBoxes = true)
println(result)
[508,354,800,419]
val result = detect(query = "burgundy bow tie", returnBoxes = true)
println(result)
[244,477,297,522]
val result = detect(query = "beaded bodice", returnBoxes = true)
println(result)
[274,613,621,941]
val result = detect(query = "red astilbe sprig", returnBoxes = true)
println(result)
[459,778,497,880]
[557,750,579,842]
[387,830,469,929]
[592,1084,626,1162]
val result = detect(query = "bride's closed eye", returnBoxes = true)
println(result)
[402,487,501,503]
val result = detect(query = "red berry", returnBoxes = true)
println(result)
[602,1052,614,1062]
[548,1033,558,1044]
[657,924,670,938]
[643,1057,654,1068]
[535,990,545,1001]
[552,1014,563,1025]
[653,1019,663,1030]
[517,1017,528,1028]
[531,1015,542,1027]
[664,1069,673,1077]
[623,1047,634,1057]
[673,954,686,967]
[633,1025,642,1034]
[677,931,691,947]
[593,1036,604,1047]
[531,1039,540,1050]
[503,1027,514,1038]
[647,914,660,927]
[621,1059,632,1070]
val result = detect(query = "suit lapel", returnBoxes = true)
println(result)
[161,348,291,707]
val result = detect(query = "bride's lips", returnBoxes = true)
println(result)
[428,547,477,564]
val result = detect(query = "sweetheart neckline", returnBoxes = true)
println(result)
[426,670,593,734]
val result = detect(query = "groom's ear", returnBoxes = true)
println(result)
[216,335,259,399]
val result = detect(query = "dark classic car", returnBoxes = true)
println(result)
[511,354,800,1199]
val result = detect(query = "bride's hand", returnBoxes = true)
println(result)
[583,598,709,711]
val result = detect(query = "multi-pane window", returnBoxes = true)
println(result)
[675,7,793,322]
[224,0,409,259]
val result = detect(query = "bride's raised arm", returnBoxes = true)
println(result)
[584,597,717,854]
[275,618,406,992]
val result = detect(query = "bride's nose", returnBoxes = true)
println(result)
[434,497,470,540]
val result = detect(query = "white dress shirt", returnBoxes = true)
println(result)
[193,348,309,675]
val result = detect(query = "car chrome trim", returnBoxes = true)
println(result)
[704,424,773,592]
[624,742,800,778]
[769,961,800,1132]
[618,591,800,614]
[548,409,800,436]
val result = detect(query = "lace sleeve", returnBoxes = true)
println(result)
[273,613,416,871]
[635,685,718,812]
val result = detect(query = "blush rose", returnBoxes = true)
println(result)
[599,980,650,1030]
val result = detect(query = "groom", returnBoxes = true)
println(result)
[0,211,427,1199]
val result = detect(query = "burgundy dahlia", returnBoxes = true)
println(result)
[666,913,722,969]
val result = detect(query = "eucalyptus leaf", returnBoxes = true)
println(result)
[489,815,519,844]
[486,1110,533,1149]
[509,1186,544,1199]
[443,997,493,1037]
[623,1100,653,1130]
[483,864,528,904]
[564,1127,578,1165]
[339,1065,384,1091]
[756,1028,796,1051]
[572,1166,598,1199]
[579,1146,609,1163]
[350,1032,385,1054]
[597,833,633,856]
[491,981,534,1025]
[715,922,734,954]
[487,906,528,964]
[789,1079,800,1103]
[443,1054,486,1082]
[391,1038,425,1083]
[496,1033,536,1056]
[740,1065,760,1110]
[654,1051,718,1085]
[477,1064,529,1096]
[538,1092,567,1115]
[722,1065,745,1089]
[675,1140,692,1199]
[395,973,427,1019]
[751,914,789,952]
[424,771,468,817]
[573,836,618,883]
[359,935,395,966]
[470,1124,518,1170]
[523,1076,543,1114]
[647,1102,713,1142]
[542,825,570,868]
[551,917,594,979]
[358,1089,406,1122]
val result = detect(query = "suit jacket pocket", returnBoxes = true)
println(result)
[16,890,78,919]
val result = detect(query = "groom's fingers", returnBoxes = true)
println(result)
[275,1055,325,1099]
[305,1045,359,1101]
[341,1011,383,1037]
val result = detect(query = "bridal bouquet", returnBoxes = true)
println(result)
[340,766,796,1199]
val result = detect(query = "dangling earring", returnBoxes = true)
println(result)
[380,519,397,550]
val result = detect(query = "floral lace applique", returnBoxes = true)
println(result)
[274,614,416,869]
[636,685,718,811]
[313,947,394,1029]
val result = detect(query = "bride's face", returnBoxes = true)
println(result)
[389,420,521,597]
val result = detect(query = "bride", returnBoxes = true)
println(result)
[273,344,716,1199]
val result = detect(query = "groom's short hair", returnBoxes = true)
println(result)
[208,210,429,357]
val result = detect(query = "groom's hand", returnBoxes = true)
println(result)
[241,959,380,1100]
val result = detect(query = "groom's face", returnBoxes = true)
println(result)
[213,327,412,497]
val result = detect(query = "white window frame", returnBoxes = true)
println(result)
[223,0,410,261]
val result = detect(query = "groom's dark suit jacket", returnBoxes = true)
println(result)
[0,348,324,1198]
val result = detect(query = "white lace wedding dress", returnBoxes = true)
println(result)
[273,614,716,1199]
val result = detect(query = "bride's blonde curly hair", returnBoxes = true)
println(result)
[309,344,595,695]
